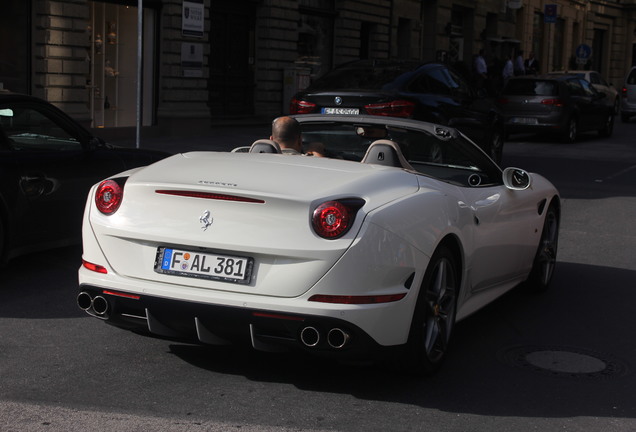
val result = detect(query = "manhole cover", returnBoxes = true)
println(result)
[498,345,629,379]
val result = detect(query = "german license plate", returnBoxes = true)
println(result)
[322,107,360,115]
[154,247,253,285]
[511,117,538,125]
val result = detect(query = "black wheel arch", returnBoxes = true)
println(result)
[432,234,464,291]
[0,194,8,264]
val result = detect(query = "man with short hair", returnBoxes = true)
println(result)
[271,116,325,156]
[270,116,303,153]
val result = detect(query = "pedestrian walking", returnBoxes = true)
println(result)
[503,55,514,86]
[525,51,539,75]
[474,49,488,88]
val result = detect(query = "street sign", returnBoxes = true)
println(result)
[575,44,592,65]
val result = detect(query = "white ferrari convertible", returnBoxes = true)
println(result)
[78,115,560,374]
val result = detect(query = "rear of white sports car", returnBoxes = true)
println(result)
[78,152,442,359]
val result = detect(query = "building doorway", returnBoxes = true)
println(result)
[208,2,256,116]
[0,0,29,94]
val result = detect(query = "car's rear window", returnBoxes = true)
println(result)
[626,68,636,85]
[504,80,558,96]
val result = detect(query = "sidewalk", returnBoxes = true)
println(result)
[108,124,272,154]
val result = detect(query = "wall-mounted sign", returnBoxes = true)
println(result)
[181,42,203,77]
[508,0,523,10]
[575,44,592,65]
[544,4,557,24]
[182,0,204,38]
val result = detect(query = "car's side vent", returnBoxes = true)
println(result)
[537,198,547,215]
[404,272,415,289]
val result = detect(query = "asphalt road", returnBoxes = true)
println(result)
[1,120,635,431]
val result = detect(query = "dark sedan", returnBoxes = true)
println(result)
[0,92,168,263]
[290,60,505,164]
[498,75,614,142]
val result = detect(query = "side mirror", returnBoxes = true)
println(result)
[502,167,532,190]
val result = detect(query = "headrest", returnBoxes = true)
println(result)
[361,139,414,170]
[249,139,282,154]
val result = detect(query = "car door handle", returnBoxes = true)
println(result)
[20,174,57,196]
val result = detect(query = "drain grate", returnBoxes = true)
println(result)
[497,345,629,379]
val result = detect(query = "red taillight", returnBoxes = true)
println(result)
[308,293,407,304]
[156,190,264,203]
[95,179,123,214]
[290,98,316,114]
[364,100,415,118]
[497,98,509,104]
[622,87,628,96]
[82,260,108,274]
[312,201,352,239]
[541,98,564,107]
[103,290,140,300]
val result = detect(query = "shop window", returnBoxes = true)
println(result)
[298,1,335,79]
[88,2,155,128]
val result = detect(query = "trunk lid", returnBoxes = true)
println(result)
[90,152,419,297]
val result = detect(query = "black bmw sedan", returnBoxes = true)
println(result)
[290,60,505,164]
[0,92,168,263]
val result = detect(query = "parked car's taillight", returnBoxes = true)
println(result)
[312,199,364,239]
[95,179,124,215]
[622,87,628,96]
[541,98,564,107]
[290,98,316,114]
[497,98,509,104]
[364,100,415,118]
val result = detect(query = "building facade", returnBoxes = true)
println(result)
[2,0,636,138]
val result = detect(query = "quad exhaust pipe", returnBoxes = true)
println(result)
[77,292,110,317]
[77,291,93,311]
[300,326,350,349]
[327,328,350,349]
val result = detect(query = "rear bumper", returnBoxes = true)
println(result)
[621,98,636,115]
[504,116,564,134]
[78,285,395,360]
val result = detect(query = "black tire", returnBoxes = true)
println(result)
[598,113,614,137]
[0,216,4,266]
[402,246,459,376]
[528,203,559,292]
[561,117,577,143]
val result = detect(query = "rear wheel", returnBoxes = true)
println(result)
[528,204,559,292]
[598,113,614,137]
[561,117,577,143]
[0,216,5,266]
[402,246,458,376]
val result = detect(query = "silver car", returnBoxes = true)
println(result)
[548,70,619,114]
[620,66,636,122]
[499,75,614,143]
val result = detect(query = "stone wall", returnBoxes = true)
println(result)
[33,0,91,121]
